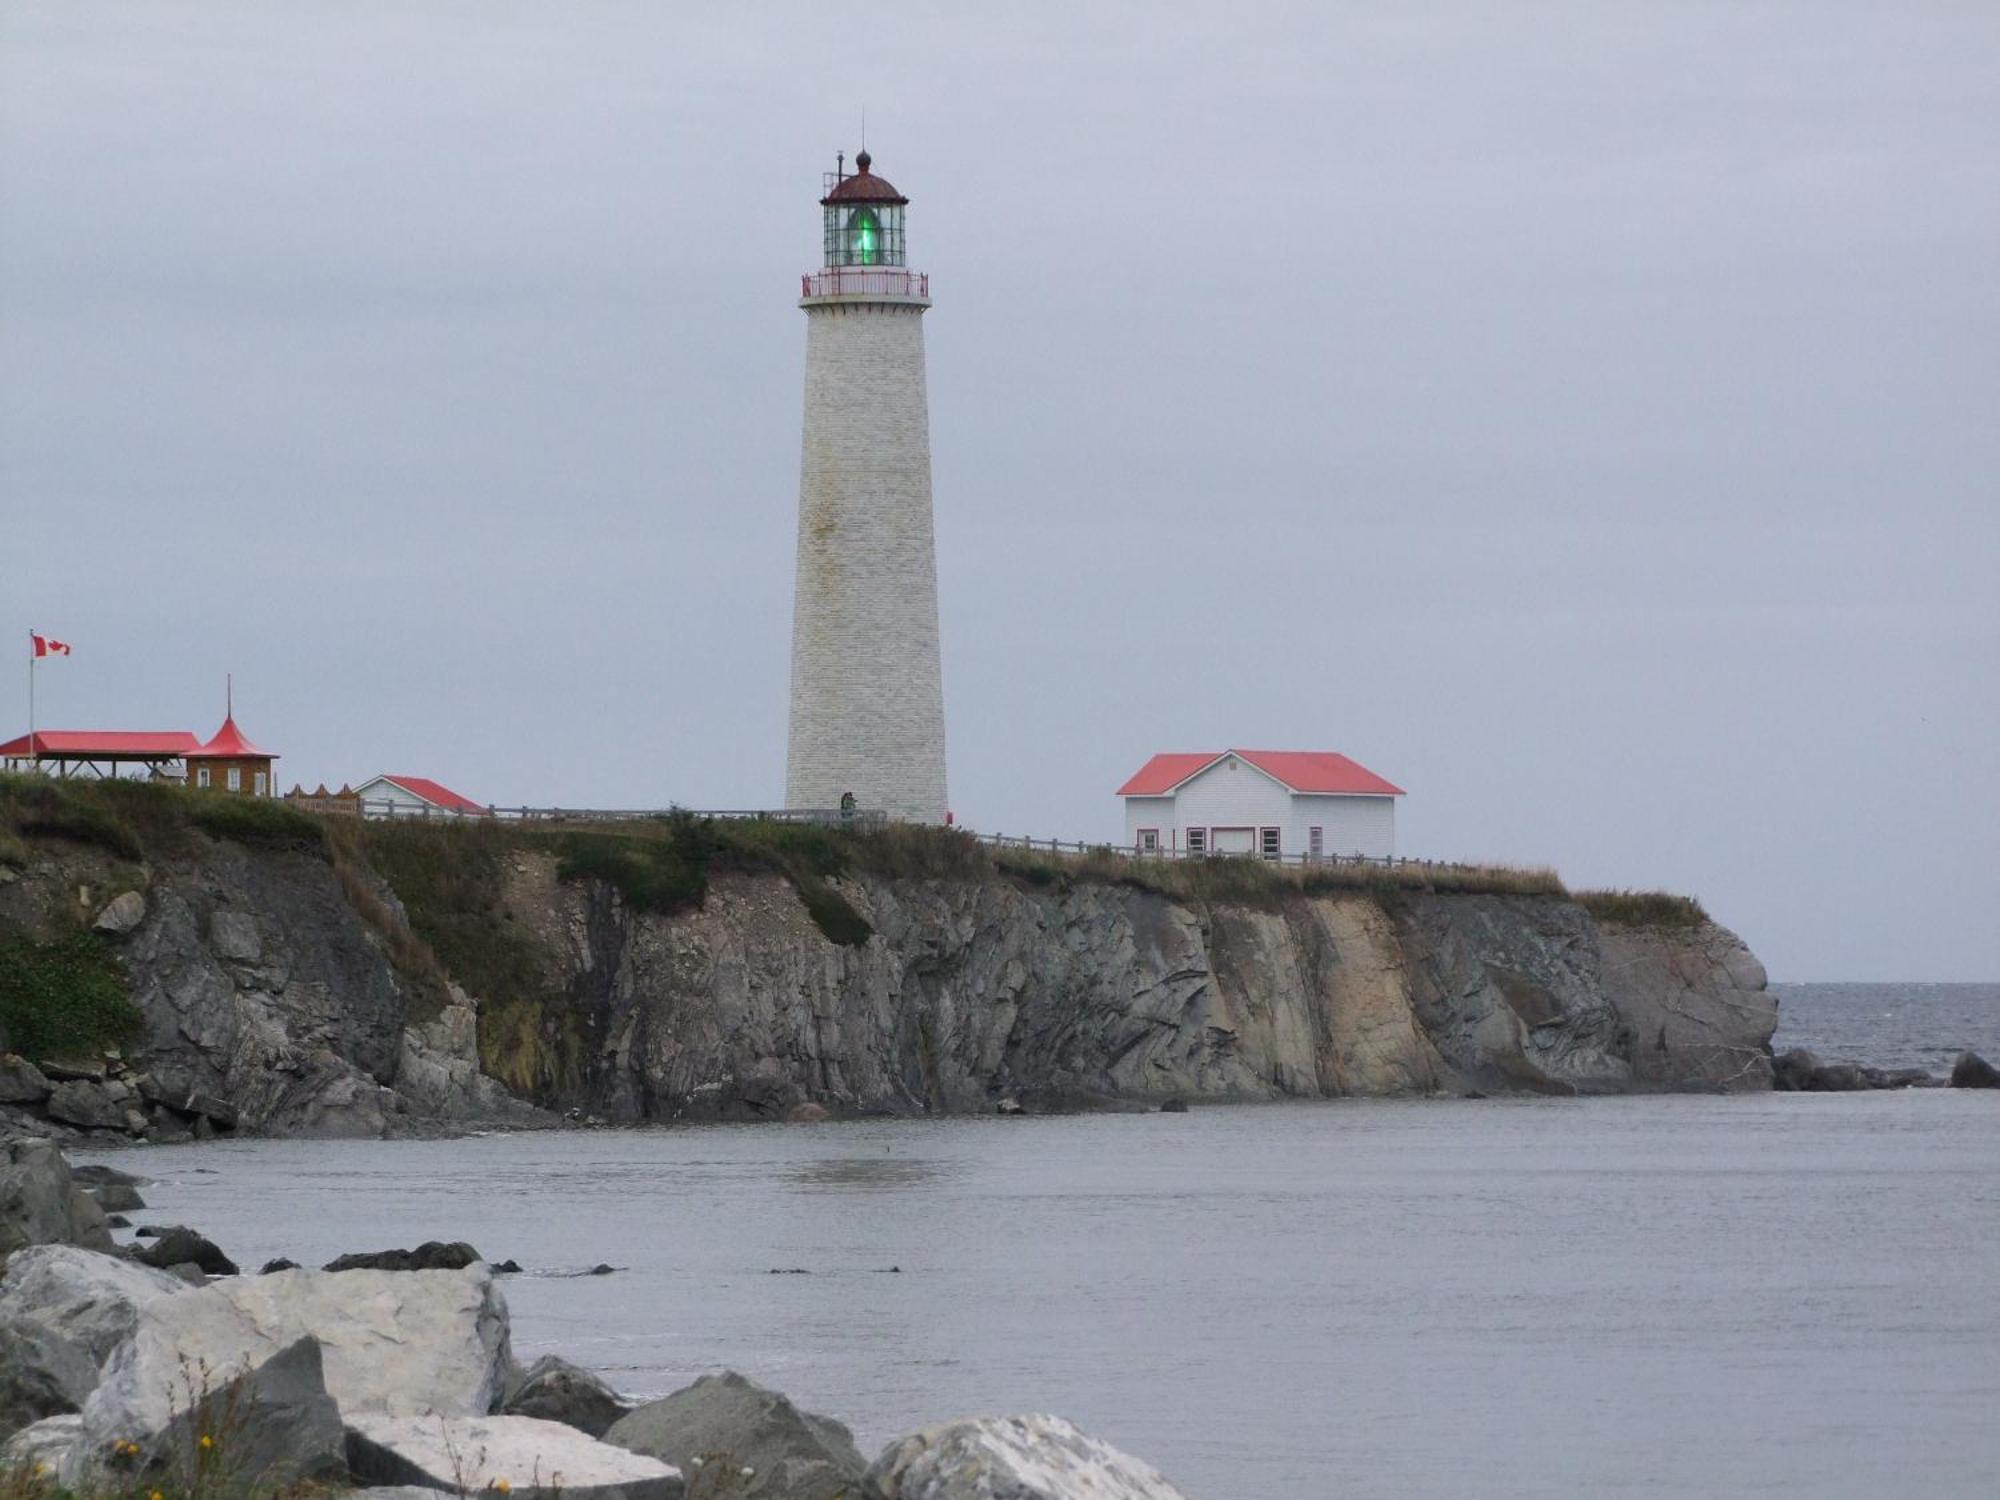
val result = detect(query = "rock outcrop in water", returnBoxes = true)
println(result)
[0,791,1777,1136]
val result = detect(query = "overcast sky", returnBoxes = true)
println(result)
[3,2,1995,980]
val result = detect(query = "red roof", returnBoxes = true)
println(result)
[1118,750,1403,798]
[0,730,201,759]
[185,714,275,760]
[821,151,908,205]
[377,776,489,815]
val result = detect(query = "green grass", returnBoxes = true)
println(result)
[187,794,327,854]
[0,929,143,1061]
[1575,888,1709,928]
[0,774,144,862]
[986,839,1567,907]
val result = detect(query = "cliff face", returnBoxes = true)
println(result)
[0,823,1775,1139]
[494,853,1775,1119]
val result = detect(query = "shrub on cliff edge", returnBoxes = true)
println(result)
[0,929,143,1060]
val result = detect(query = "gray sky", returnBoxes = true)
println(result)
[4,2,1995,981]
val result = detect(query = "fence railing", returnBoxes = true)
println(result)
[284,798,887,828]
[968,830,1439,871]
[801,268,930,301]
[279,798,1435,870]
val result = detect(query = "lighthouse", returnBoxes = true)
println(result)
[785,151,949,823]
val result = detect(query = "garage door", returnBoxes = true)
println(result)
[1212,826,1255,855]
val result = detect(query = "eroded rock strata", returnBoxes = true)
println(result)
[1,825,1775,1138]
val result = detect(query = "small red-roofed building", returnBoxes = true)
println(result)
[186,711,278,797]
[351,774,491,820]
[1116,749,1403,861]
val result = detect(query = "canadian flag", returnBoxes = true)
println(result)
[30,634,71,658]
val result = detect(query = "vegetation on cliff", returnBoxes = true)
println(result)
[0,929,143,1058]
[1574,889,1709,927]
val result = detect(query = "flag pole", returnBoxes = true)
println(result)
[26,629,35,774]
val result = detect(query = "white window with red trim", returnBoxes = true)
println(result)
[1308,826,1324,860]
[1185,827,1207,856]
[1259,826,1281,861]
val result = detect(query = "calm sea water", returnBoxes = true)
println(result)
[1773,981,2000,1072]
[84,985,2000,1499]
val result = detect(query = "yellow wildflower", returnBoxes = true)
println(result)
[494,1481,512,1495]
[199,1434,214,1450]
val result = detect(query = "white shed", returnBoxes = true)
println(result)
[351,774,491,820]
[1116,750,1403,861]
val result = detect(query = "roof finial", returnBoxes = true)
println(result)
[855,147,871,173]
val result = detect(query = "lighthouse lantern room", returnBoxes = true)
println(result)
[821,151,907,267]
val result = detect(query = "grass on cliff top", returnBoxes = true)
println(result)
[1575,888,1709,927]
[984,839,1567,906]
[0,773,326,863]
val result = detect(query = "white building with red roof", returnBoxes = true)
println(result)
[1116,749,1404,861]
[350,774,490,820]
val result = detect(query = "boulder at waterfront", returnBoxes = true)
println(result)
[605,1370,865,1499]
[134,1226,239,1277]
[76,1335,347,1492]
[0,1057,52,1106]
[323,1240,483,1273]
[502,1355,633,1439]
[867,1414,1190,1500]
[86,1263,512,1433]
[347,1411,683,1499]
[1951,1051,2000,1088]
[1,1139,114,1264]
[0,1317,97,1437]
[1,1413,82,1472]
[1773,1049,1940,1091]
[0,1244,188,1366]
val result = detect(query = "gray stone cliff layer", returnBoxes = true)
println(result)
[3,832,1775,1137]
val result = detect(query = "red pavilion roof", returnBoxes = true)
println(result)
[186,714,276,760]
[0,730,201,760]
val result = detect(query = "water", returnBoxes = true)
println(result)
[1773,982,2000,1073]
[92,1096,1997,1497]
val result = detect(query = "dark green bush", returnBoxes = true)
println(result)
[556,823,715,915]
[794,876,872,946]
[0,930,144,1060]
[1575,889,1709,928]
[0,775,143,862]
[189,796,327,853]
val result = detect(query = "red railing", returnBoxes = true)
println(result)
[801,268,930,301]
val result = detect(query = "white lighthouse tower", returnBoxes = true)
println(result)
[785,151,948,823]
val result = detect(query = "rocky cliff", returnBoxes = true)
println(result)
[495,855,1774,1119]
[0,785,1776,1138]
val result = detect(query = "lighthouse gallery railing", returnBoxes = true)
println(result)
[801,268,930,300]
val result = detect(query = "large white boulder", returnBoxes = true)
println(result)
[83,1263,510,1444]
[0,1244,189,1366]
[346,1412,683,1499]
[1,1413,82,1476]
[868,1415,1190,1500]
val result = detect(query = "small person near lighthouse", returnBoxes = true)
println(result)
[785,151,949,823]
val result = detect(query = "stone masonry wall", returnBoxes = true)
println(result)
[786,299,949,823]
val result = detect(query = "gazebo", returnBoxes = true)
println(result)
[0,730,201,779]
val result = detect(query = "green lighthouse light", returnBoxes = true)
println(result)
[851,208,879,265]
